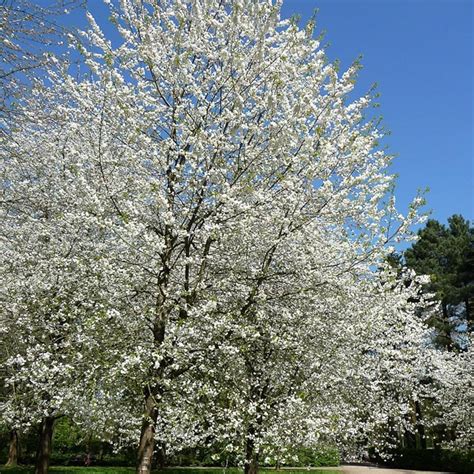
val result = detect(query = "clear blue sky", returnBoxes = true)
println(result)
[47,0,473,225]
[281,0,473,225]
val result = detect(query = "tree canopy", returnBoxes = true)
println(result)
[0,2,472,474]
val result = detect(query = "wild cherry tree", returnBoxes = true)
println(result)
[0,113,122,474]
[185,263,437,472]
[1,1,433,473]
[0,79,156,472]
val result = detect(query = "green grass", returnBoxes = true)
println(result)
[0,469,133,474]
[0,466,341,474]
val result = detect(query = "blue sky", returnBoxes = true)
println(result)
[281,0,473,225]
[45,0,473,225]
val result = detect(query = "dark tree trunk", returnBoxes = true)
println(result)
[404,408,417,449]
[136,305,167,474]
[244,453,258,474]
[440,301,457,350]
[244,426,259,474]
[34,416,55,474]
[6,429,19,466]
[156,442,166,469]
[404,429,416,449]
[415,400,426,449]
[136,390,158,474]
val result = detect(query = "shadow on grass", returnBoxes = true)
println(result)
[0,467,340,474]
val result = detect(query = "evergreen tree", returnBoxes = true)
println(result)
[405,215,474,349]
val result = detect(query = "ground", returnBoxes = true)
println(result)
[0,467,452,474]
[338,466,451,474]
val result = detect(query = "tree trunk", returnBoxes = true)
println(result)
[136,390,158,474]
[244,452,258,474]
[244,426,259,474]
[415,400,426,449]
[34,416,55,474]
[156,442,166,469]
[440,302,454,350]
[404,429,416,449]
[136,304,167,474]
[404,407,417,449]
[5,429,19,466]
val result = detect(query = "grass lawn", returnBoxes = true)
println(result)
[0,467,341,474]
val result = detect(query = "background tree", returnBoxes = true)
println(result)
[405,215,474,349]
[381,215,474,455]
[192,265,437,473]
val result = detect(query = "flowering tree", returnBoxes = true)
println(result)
[0,115,115,473]
[436,347,474,449]
[0,1,442,473]
[184,265,438,472]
